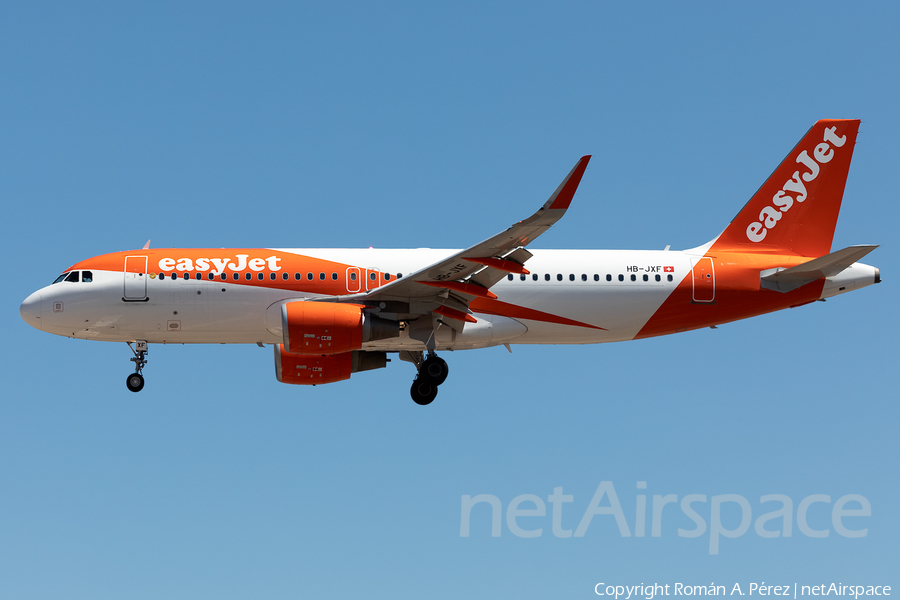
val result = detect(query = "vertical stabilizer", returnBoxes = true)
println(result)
[710,119,859,257]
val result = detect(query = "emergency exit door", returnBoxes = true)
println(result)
[691,257,715,303]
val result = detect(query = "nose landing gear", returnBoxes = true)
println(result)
[408,351,449,406]
[126,340,148,393]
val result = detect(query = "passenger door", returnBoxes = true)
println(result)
[124,256,148,301]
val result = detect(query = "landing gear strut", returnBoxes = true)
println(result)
[126,340,148,393]
[406,351,449,405]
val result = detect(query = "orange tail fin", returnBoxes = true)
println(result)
[710,119,860,257]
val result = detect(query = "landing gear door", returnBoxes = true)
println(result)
[124,255,148,300]
[691,256,715,303]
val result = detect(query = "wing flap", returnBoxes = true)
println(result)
[418,280,497,299]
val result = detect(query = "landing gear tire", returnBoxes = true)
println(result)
[421,355,449,386]
[410,377,438,406]
[126,372,145,393]
[126,341,148,393]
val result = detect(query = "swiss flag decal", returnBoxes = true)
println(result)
[664,266,674,272]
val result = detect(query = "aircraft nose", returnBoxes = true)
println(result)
[20,291,43,330]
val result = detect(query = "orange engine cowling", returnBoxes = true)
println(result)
[281,301,399,355]
[275,345,388,385]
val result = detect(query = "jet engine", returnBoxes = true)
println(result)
[281,301,399,355]
[274,346,388,385]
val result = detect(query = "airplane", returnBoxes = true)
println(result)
[19,119,880,405]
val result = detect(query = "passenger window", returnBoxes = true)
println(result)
[385,273,391,281]
[655,274,661,282]
[643,274,649,282]
[220,273,227,281]
[258,273,264,281]
[569,274,575,281]
[557,274,563,281]
[618,274,624,282]
[307,273,313,281]
[319,273,325,280]
[581,274,587,281]
[52,273,67,284]
[520,274,526,281]
[507,274,513,281]
[594,274,599,281]
[295,273,301,280]
[281,272,288,280]
[369,273,376,281]
[350,272,357,281]
[208,273,215,280]
[545,274,550,281]
[631,274,636,282]
[606,274,611,282]
[65,271,80,283]
[245,273,252,281]
[182,273,189,280]
[533,274,538,281]
[195,273,201,280]
[667,274,673,282]
[332,273,338,281]
[82,271,93,283]
[232,273,239,280]
[172,273,178,280]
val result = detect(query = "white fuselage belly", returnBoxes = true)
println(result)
[35,248,689,349]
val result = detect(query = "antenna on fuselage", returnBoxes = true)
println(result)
[142,239,151,249]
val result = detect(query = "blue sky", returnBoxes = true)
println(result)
[2,2,898,598]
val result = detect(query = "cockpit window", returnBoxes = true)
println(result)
[64,271,80,283]
[52,273,68,284]
[82,271,93,283]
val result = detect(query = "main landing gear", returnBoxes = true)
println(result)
[409,351,449,406]
[126,340,148,393]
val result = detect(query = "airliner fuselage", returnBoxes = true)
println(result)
[20,247,878,348]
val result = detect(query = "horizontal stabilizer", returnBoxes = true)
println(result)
[761,245,878,293]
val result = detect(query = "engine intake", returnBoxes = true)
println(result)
[282,301,399,355]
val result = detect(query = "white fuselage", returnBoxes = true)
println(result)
[20,247,876,352]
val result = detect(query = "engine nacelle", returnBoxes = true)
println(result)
[282,301,399,355]
[274,345,388,385]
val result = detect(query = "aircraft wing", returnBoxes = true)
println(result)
[347,155,591,323]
